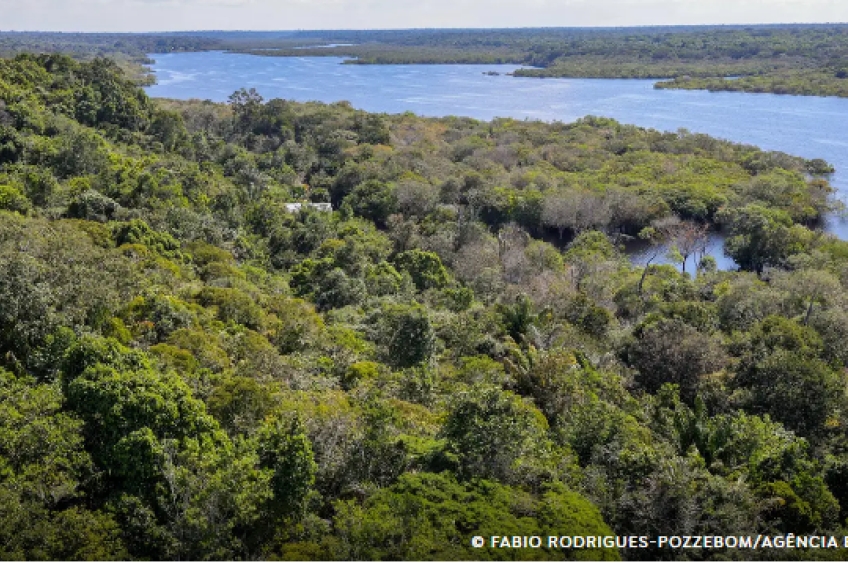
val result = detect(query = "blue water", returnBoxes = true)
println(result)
[146,51,848,270]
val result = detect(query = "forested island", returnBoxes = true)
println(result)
[4,25,848,97]
[2,53,848,560]
[235,25,848,99]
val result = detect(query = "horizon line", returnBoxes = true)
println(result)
[3,22,848,34]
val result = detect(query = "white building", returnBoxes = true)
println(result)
[284,203,333,213]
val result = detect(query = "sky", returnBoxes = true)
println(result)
[1,0,847,32]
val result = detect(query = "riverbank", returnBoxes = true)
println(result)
[7,25,848,99]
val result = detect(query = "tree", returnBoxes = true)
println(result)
[228,88,264,133]
[148,109,189,152]
[265,297,326,355]
[719,205,813,274]
[667,219,709,273]
[392,249,451,291]
[440,386,552,485]
[635,218,678,295]
[0,219,129,377]
[498,293,536,342]
[625,318,726,402]
[256,416,317,518]
[0,370,96,537]
[327,473,617,561]
[772,269,841,326]
[3,48,848,559]
[113,219,183,260]
[343,180,397,227]
[197,287,263,329]
[0,501,128,560]
[738,349,841,438]
[290,258,367,311]
[51,124,109,179]
[315,268,367,311]
[0,184,30,214]
[208,376,274,437]
[353,113,391,145]
[369,302,436,369]
[63,339,274,559]
[395,180,438,217]
[76,57,152,131]
[809,308,848,368]
[563,230,620,294]
[541,190,611,239]
[67,189,121,222]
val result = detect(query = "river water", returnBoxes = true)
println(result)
[146,51,848,270]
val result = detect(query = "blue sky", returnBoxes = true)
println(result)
[1,0,846,32]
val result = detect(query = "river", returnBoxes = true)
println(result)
[145,51,848,270]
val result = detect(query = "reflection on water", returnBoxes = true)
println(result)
[292,43,357,49]
[624,232,737,272]
[146,51,848,269]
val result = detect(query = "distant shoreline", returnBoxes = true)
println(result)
[7,25,848,99]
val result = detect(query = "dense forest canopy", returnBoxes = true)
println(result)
[2,53,848,560]
[0,31,220,56]
[4,25,848,96]
[0,32,222,84]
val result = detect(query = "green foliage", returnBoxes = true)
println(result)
[208,376,274,436]
[0,501,129,561]
[625,318,726,402]
[326,473,618,561]
[149,108,189,152]
[0,51,846,559]
[291,258,367,311]
[737,348,842,437]
[113,219,183,260]
[67,189,121,222]
[498,293,536,342]
[343,180,397,227]
[392,249,451,290]
[343,360,382,389]
[441,386,553,485]
[0,218,130,376]
[197,287,263,329]
[256,416,317,517]
[0,370,90,507]
[719,204,814,273]
[657,70,848,98]
[65,364,218,466]
[266,297,326,354]
[0,183,30,213]
[369,301,436,369]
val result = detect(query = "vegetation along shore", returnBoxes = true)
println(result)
[4,25,848,97]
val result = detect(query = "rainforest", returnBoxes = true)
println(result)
[2,52,848,561]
